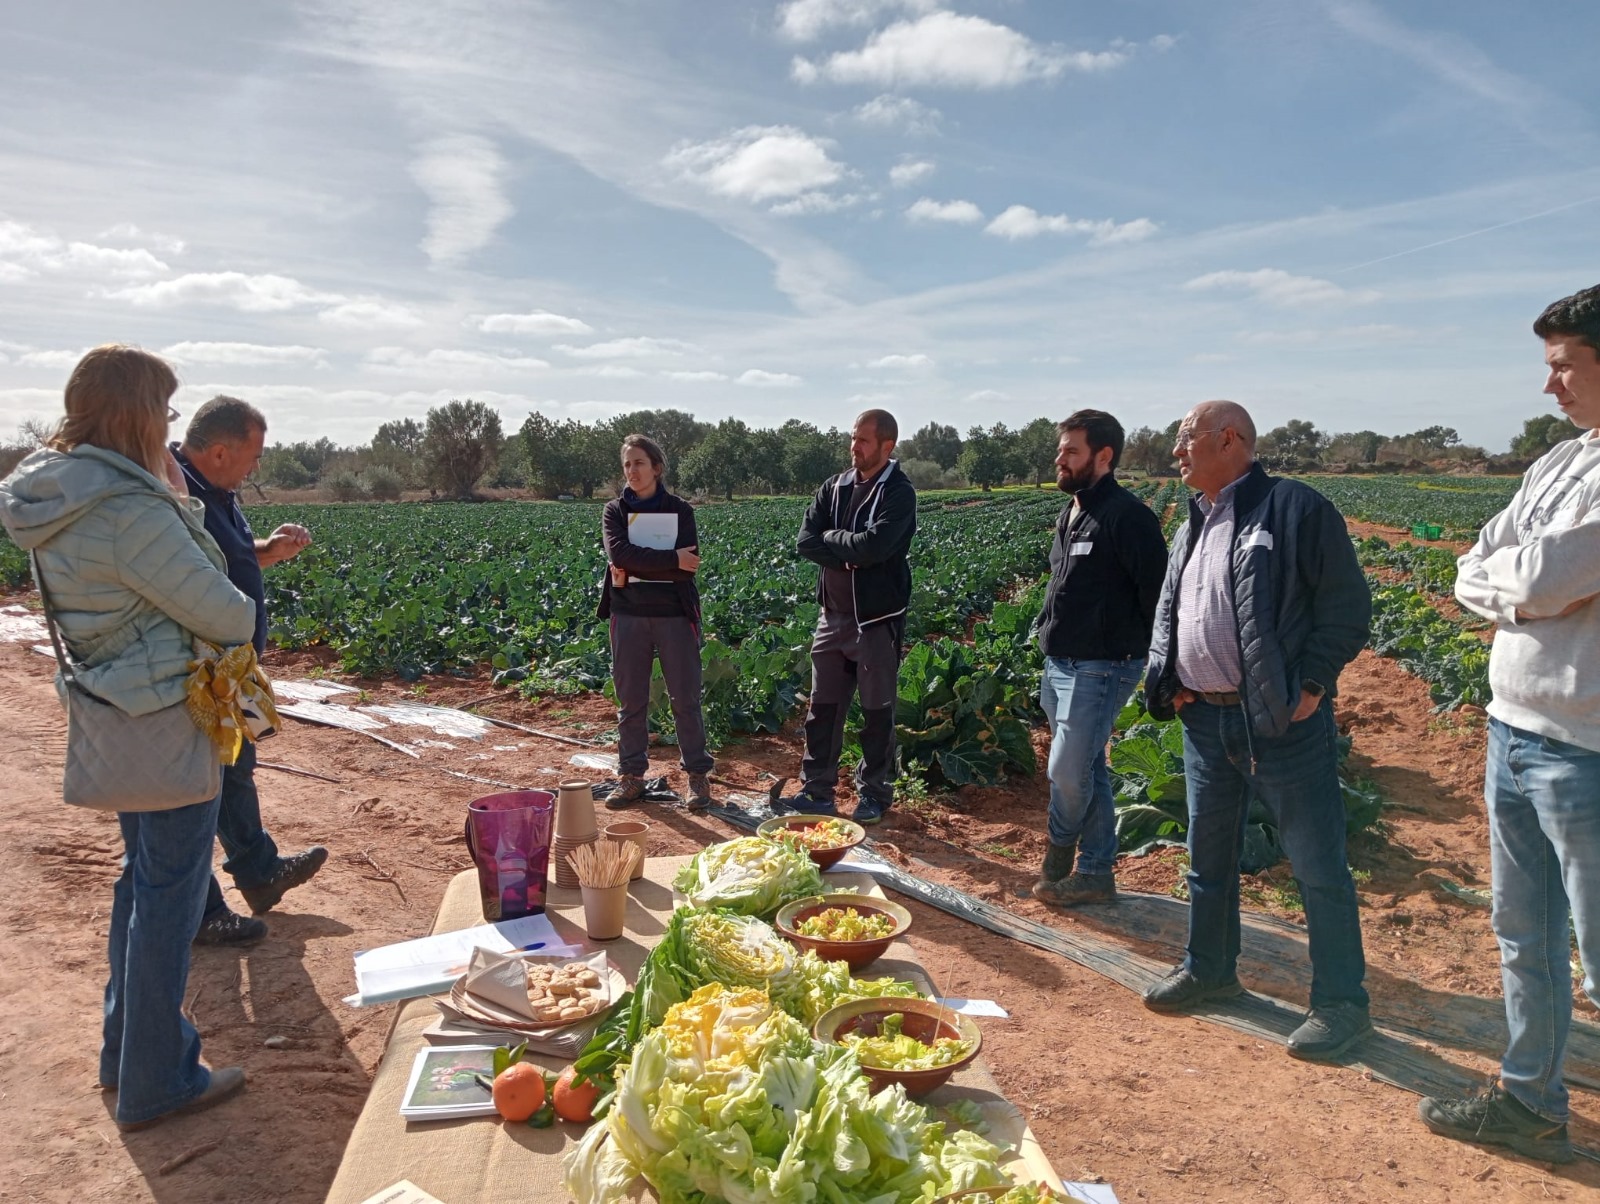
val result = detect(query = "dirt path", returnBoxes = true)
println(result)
[1,635,1598,1203]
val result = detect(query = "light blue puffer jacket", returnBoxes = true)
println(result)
[0,446,256,715]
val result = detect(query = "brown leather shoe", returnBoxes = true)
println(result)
[1032,870,1116,907]
[117,1066,246,1131]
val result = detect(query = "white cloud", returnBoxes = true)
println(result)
[1235,323,1418,346]
[410,134,514,266]
[1184,268,1380,307]
[367,347,550,373]
[318,299,425,329]
[906,197,983,224]
[556,336,697,360]
[161,342,328,367]
[889,158,936,187]
[851,94,943,136]
[794,13,1129,89]
[106,271,326,311]
[777,0,938,42]
[477,311,594,336]
[737,369,803,387]
[97,223,186,255]
[847,391,899,404]
[984,205,1159,245]
[576,364,647,379]
[966,388,1009,403]
[1,219,169,280]
[661,370,729,382]
[769,190,869,216]
[1189,352,1234,364]
[868,353,933,369]
[16,350,79,370]
[667,126,848,204]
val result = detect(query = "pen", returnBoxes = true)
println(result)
[519,942,546,952]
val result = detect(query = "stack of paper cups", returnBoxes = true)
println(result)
[553,780,599,890]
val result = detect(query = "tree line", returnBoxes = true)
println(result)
[0,404,1571,501]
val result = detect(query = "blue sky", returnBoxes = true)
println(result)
[2,0,1597,451]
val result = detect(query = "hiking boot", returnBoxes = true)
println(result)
[1287,1002,1373,1062]
[118,1066,246,1131]
[1143,965,1243,1012]
[1035,842,1076,890]
[605,775,648,811]
[1418,1083,1574,1164]
[852,797,889,826]
[1033,870,1116,907]
[194,909,267,947]
[238,846,329,915]
[686,774,713,813]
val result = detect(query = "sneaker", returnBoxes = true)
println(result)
[1033,871,1116,907]
[1142,965,1243,1012]
[686,774,713,813]
[774,788,836,817]
[1287,1002,1373,1062]
[852,797,889,826]
[605,775,647,811]
[238,846,329,915]
[1418,1083,1573,1164]
[194,909,267,947]
[118,1066,246,1131]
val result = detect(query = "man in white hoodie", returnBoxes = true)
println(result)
[1418,284,1600,1165]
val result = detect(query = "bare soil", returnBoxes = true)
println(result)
[3,544,1599,1201]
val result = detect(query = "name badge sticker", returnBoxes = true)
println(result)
[1242,531,1274,551]
[1068,541,1094,556]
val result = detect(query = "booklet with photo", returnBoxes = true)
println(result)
[624,512,678,584]
[399,1044,501,1120]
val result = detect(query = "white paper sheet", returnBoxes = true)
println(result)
[349,914,581,1007]
[625,512,678,583]
[933,997,1009,1018]
[1063,1183,1119,1204]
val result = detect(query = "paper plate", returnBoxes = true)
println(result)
[448,953,626,1036]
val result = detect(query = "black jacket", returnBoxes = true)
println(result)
[597,487,701,622]
[1035,473,1168,661]
[796,460,917,627]
[1145,463,1370,737]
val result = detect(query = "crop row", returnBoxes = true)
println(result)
[1308,475,1517,536]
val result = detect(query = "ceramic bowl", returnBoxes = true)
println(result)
[813,996,981,1097]
[774,892,911,972]
[756,813,866,869]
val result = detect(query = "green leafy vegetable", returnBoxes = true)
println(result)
[842,1012,973,1070]
[673,836,826,917]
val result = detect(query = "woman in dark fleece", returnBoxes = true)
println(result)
[597,434,713,810]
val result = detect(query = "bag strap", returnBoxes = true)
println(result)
[30,552,88,695]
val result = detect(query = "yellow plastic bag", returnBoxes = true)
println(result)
[185,641,281,766]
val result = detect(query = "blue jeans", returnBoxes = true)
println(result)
[100,792,222,1125]
[1486,718,1600,1123]
[1179,698,1368,1009]
[203,741,280,919]
[1040,656,1145,875]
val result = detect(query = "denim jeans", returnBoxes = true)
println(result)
[1040,656,1145,875]
[1486,718,1600,1123]
[100,792,222,1125]
[1179,697,1368,1009]
[203,740,279,919]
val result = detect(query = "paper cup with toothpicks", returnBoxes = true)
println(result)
[570,839,639,941]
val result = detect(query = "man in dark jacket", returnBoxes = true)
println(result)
[789,410,917,824]
[1141,400,1372,1062]
[1031,410,1167,907]
[175,396,327,947]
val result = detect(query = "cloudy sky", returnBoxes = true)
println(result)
[3,0,1597,450]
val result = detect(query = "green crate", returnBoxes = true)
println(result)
[1410,523,1443,540]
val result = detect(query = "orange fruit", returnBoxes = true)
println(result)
[491,1061,547,1122]
[552,1066,600,1124]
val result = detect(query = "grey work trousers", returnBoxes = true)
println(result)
[609,612,714,778]
[801,609,902,805]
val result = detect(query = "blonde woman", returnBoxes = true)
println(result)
[0,346,256,1129]
[596,434,713,810]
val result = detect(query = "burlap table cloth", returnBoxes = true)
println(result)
[325,857,1062,1204]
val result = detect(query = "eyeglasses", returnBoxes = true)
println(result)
[1174,427,1225,451]
[167,406,180,423]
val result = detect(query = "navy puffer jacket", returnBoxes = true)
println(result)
[1144,463,1370,738]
